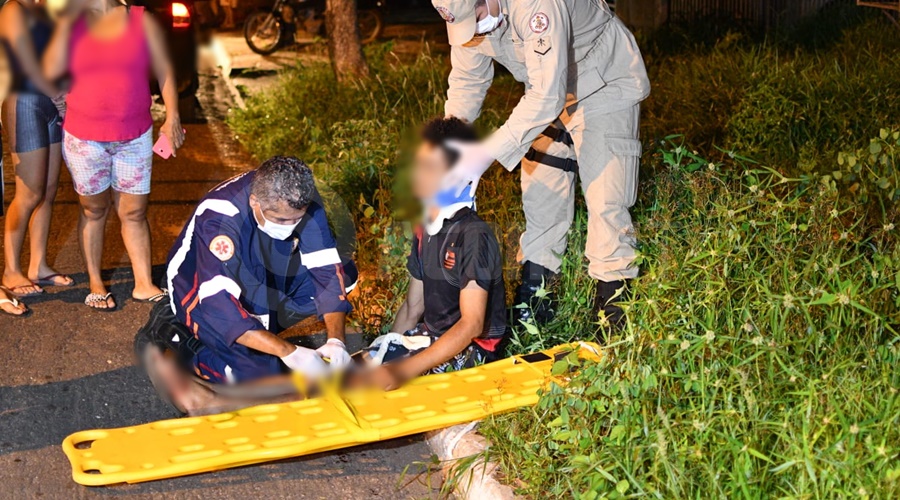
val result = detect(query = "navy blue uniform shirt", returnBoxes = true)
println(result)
[165,171,355,382]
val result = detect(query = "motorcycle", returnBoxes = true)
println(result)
[244,0,384,55]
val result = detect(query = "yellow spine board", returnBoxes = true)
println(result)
[62,342,602,486]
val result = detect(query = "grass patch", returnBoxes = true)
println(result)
[480,135,900,497]
[227,11,900,495]
[641,17,900,172]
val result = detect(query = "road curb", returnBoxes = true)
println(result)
[424,422,519,499]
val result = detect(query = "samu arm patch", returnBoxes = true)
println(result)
[530,12,549,34]
[530,12,552,55]
[210,235,235,261]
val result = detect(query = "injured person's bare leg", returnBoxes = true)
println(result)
[145,346,302,416]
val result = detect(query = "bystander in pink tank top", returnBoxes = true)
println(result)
[64,6,153,142]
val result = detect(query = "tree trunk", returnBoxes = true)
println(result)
[325,0,369,82]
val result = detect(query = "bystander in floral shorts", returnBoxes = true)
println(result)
[63,127,154,196]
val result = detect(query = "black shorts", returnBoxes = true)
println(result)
[373,324,501,374]
[3,93,62,154]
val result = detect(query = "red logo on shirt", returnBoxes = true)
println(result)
[210,235,235,261]
[444,250,456,269]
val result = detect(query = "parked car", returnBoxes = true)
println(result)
[132,0,200,120]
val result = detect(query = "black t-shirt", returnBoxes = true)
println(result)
[407,208,507,342]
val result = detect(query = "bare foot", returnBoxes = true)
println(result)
[28,267,75,287]
[133,285,166,302]
[0,288,29,316]
[85,289,117,310]
[2,272,43,297]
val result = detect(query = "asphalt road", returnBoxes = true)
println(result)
[0,57,439,499]
[216,10,449,96]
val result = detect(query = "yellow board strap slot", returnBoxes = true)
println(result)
[62,342,602,486]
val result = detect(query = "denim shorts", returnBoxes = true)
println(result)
[2,93,62,153]
[63,127,154,196]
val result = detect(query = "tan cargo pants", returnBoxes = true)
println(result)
[518,98,641,282]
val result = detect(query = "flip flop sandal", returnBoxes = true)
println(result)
[5,284,44,298]
[85,292,117,312]
[32,273,75,287]
[0,296,32,318]
[133,289,170,304]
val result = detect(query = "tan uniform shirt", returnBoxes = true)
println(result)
[446,0,650,169]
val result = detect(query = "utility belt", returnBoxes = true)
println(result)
[523,125,578,173]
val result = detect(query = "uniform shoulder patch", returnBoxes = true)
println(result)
[530,12,549,34]
[210,235,235,261]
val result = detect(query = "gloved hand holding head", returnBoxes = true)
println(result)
[414,117,481,235]
[248,156,316,240]
[432,0,503,46]
[413,117,478,206]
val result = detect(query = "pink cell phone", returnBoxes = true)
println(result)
[153,134,174,159]
[153,129,185,159]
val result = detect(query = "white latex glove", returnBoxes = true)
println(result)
[280,346,329,379]
[316,338,352,370]
[443,140,495,195]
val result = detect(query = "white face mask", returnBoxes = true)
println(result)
[257,209,301,240]
[475,0,502,34]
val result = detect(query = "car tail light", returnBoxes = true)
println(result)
[172,2,190,29]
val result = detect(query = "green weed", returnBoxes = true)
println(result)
[228,19,900,496]
[480,135,900,497]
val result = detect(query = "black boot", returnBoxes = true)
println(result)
[594,279,630,337]
[512,261,558,326]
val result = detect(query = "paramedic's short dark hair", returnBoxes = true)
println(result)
[251,156,317,210]
[421,117,478,167]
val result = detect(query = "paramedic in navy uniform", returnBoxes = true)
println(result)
[165,156,357,384]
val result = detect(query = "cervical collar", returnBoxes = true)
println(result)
[424,184,475,236]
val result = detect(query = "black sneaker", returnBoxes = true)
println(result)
[594,279,630,339]
[511,261,558,326]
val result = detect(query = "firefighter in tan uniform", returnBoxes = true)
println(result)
[433,0,650,330]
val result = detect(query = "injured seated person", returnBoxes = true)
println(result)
[136,156,358,416]
[136,123,508,415]
[352,117,509,391]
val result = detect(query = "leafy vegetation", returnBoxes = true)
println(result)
[481,135,900,497]
[642,19,900,173]
[227,9,900,496]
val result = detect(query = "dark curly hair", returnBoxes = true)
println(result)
[250,156,317,210]
[420,116,478,168]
